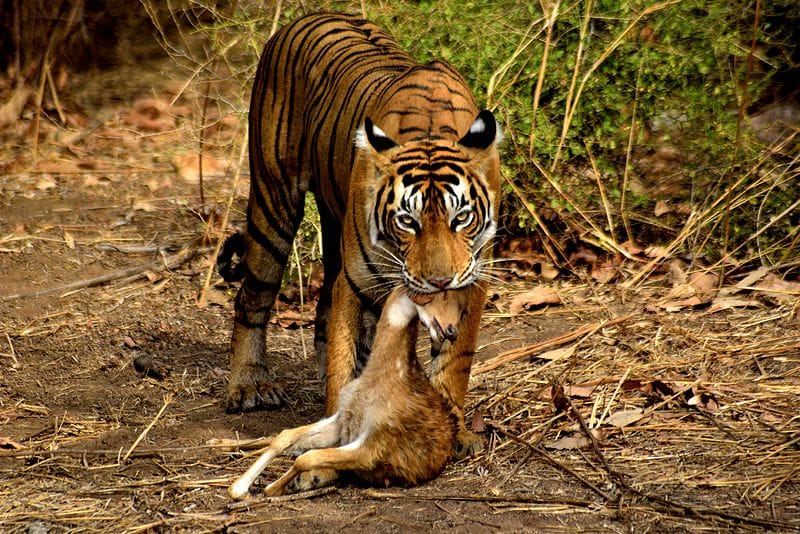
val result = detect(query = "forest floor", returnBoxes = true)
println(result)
[1,59,799,533]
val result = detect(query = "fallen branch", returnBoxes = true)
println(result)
[226,486,337,511]
[0,244,202,301]
[563,392,795,531]
[472,313,635,375]
[123,394,173,462]
[363,488,595,508]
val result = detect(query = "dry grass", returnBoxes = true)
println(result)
[1,267,798,531]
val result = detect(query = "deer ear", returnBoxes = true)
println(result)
[458,110,501,150]
[356,117,398,152]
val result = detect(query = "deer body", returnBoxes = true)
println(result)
[229,290,463,498]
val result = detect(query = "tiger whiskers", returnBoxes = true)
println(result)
[373,244,403,268]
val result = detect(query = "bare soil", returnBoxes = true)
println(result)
[1,61,799,533]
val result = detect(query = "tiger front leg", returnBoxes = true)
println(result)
[428,283,487,458]
[324,275,362,415]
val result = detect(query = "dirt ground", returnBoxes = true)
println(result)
[1,61,800,533]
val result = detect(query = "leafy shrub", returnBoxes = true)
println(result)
[145,0,799,271]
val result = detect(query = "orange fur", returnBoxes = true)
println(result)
[228,289,465,499]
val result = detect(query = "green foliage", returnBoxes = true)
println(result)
[148,0,800,269]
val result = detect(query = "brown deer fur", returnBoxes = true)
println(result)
[228,289,464,499]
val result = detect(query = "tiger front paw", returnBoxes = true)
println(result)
[454,429,484,459]
[226,364,283,412]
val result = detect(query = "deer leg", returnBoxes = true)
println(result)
[264,438,373,496]
[228,415,340,500]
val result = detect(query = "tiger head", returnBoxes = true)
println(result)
[355,110,501,294]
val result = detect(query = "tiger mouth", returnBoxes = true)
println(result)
[403,272,475,294]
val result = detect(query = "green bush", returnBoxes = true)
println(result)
[147,0,800,271]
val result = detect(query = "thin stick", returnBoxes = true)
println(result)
[0,246,198,301]
[584,141,617,244]
[489,423,610,500]
[270,0,283,39]
[364,488,594,508]
[3,332,18,366]
[122,394,173,463]
[197,134,247,307]
[226,486,337,511]
[197,81,211,206]
[619,59,644,245]
[472,313,634,375]
[529,0,560,158]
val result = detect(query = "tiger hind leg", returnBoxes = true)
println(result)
[227,195,306,412]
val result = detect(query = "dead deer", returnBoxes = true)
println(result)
[228,288,465,499]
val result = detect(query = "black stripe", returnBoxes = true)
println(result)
[247,218,289,264]
[344,269,382,315]
[242,265,281,294]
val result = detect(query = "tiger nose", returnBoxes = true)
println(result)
[428,276,452,289]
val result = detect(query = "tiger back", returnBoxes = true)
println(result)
[223,12,501,456]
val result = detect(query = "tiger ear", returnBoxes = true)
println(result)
[458,110,501,150]
[356,117,398,153]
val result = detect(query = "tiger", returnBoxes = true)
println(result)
[218,12,501,458]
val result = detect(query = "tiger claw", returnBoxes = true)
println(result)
[227,365,284,412]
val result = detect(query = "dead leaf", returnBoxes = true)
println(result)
[63,230,75,249]
[538,383,593,400]
[620,240,644,255]
[535,344,576,362]
[707,296,761,313]
[591,260,617,284]
[0,437,24,450]
[654,200,671,217]
[172,153,230,183]
[470,411,486,433]
[125,97,175,132]
[644,245,669,259]
[568,248,598,265]
[272,310,313,329]
[606,408,645,428]
[688,272,718,298]
[658,295,705,312]
[0,86,32,126]
[754,274,800,306]
[544,434,591,450]
[657,266,719,310]
[564,385,594,398]
[544,429,605,450]
[540,262,560,280]
[509,287,561,315]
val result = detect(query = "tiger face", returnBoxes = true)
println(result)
[356,111,501,294]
